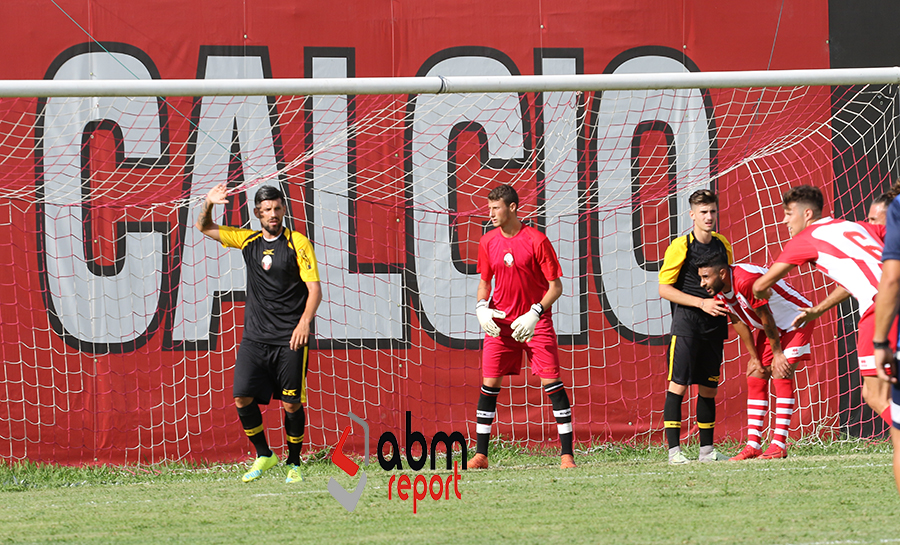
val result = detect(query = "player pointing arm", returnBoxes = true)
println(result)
[196,183,321,485]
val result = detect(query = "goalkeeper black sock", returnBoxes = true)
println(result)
[664,391,683,449]
[284,406,306,466]
[476,384,501,455]
[544,381,574,456]
[236,402,272,458]
[697,395,716,447]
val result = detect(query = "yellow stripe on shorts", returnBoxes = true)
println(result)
[667,335,677,382]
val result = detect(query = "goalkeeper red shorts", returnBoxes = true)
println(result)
[754,323,813,367]
[481,320,560,379]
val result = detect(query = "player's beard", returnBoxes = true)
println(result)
[263,219,283,237]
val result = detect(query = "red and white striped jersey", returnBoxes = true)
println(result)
[716,263,812,333]
[774,217,885,315]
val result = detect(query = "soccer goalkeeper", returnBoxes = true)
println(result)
[469,184,576,470]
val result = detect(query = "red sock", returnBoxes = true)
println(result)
[881,406,892,425]
[771,378,795,450]
[746,376,768,449]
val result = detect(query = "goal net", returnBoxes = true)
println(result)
[0,65,897,463]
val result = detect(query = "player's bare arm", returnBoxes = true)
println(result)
[659,283,727,316]
[730,315,763,376]
[290,280,322,351]
[874,259,900,383]
[791,286,851,330]
[754,303,792,378]
[752,261,795,300]
[196,183,229,242]
[540,278,563,310]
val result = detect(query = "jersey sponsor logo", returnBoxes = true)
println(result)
[262,254,273,271]
[503,252,514,267]
[299,250,312,270]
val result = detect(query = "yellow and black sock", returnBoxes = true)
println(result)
[284,406,306,466]
[664,391,683,449]
[697,395,716,447]
[237,402,272,458]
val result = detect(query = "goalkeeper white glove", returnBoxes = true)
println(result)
[475,300,507,338]
[511,303,543,343]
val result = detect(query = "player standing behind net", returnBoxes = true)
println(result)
[752,185,890,426]
[468,184,576,470]
[196,183,322,484]
[658,189,733,465]
[696,253,815,460]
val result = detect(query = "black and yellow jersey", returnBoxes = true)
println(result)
[658,231,732,338]
[219,226,320,345]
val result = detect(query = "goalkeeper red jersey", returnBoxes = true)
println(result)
[477,224,562,323]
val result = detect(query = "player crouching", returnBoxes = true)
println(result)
[697,252,814,460]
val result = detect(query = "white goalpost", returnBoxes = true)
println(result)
[0,65,897,463]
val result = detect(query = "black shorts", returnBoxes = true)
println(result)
[233,339,309,405]
[667,334,724,388]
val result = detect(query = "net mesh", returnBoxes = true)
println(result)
[0,78,896,463]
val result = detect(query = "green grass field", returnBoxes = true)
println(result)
[1,440,898,545]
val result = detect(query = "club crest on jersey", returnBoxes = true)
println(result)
[503,252,514,267]
[262,250,274,271]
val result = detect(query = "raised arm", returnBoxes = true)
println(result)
[195,183,229,243]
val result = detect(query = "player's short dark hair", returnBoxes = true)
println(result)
[873,178,900,207]
[254,185,286,207]
[782,185,823,214]
[694,250,728,271]
[487,184,519,207]
[688,189,718,207]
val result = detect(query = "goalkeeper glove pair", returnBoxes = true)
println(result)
[475,300,543,343]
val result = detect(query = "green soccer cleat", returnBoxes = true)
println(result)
[285,464,303,484]
[242,453,279,483]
